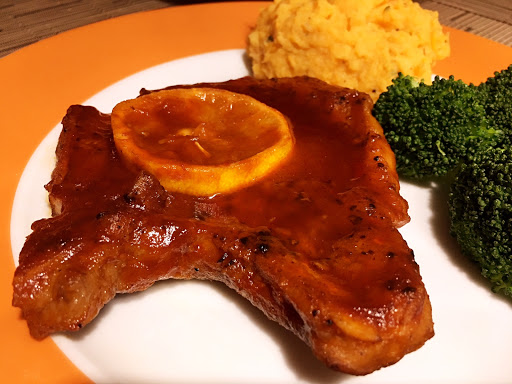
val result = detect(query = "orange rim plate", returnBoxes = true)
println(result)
[1,2,511,382]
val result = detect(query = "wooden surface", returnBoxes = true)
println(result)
[0,0,511,58]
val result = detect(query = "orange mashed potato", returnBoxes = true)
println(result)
[247,0,450,100]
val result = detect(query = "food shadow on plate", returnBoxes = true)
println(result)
[428,180,512,307]
[207,280,347,384]
[65,279,346,384]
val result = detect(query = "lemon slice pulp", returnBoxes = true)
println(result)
[111,88,294,196]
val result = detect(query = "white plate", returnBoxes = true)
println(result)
[11,49,512,383]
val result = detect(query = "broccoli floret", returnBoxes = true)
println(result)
[479,64,512,139]
[372,65,512,298]
[449,145,512,297]
[373,73,501,179]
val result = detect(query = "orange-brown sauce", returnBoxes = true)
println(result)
[155,82,372,260]
[15,81,431,361]
[127,92,284,165]
[48,78,414,316]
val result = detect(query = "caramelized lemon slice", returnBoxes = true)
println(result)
[111,88,294,196]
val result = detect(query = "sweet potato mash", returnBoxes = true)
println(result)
[247,0,450,100]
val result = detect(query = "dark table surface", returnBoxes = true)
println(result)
[0,0,511,58]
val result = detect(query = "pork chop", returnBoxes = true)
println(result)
[13,76,433,375]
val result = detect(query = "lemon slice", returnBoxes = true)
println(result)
[111,88,294,196]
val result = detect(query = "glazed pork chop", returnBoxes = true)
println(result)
[13,76,433,375]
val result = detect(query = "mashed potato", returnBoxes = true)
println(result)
[247,0,450,100]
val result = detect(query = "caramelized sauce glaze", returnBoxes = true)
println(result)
[126,90,284,165]
[13,77,432,375]
[150,77,410,265]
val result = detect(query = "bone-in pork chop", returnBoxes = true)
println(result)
[12,76,433,375]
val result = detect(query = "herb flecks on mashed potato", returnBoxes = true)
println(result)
[247,0,450,101]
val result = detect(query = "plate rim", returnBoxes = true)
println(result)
[1,2,512,382]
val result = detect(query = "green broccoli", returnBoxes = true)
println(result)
[373,64,512,298]
[372,73,501,179]
[479,64,512,139]
[449,145,512,297]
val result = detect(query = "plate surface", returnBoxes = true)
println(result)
[2,2,512,383]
